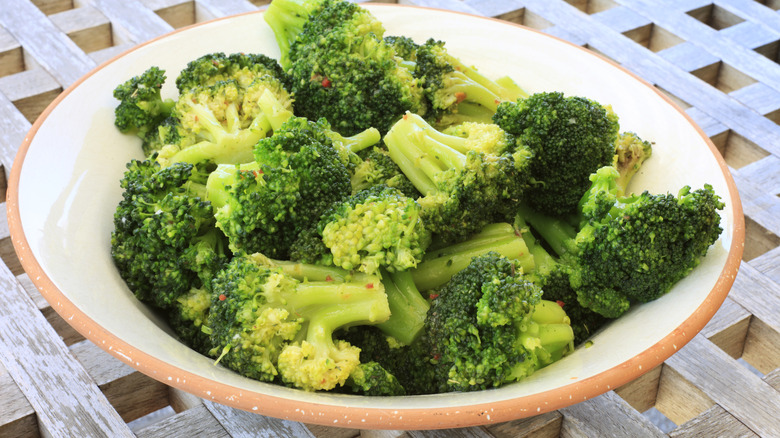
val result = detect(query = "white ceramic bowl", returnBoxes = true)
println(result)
[7,5,744,430]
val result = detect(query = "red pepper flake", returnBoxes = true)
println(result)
[429,293,439,300]
[556,300,565,307]
[325,275,334,282]
[321,77,331,88]
[454,91,467,103]
[366,283,375,289]
[252,170,263,178]
[219,294,227,301]
[403,113,409,120]
[432,353,441,360]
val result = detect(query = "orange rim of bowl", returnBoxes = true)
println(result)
[6,5,745,430]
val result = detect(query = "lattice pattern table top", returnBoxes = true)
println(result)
[1,0,779,436]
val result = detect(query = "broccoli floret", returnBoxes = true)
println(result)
[155,80,292,168]
[420,252,574,393]
[264,0,425,135]
[110,159,228,310]
[493,91,621,216]
[205,116,352,257]
[383,112,530,243]
[344,361,407,396]
[314,185,431,275]
[387,37,526,126]
[519,166,725,319]
[411,222,534,292]
[167,287,214,355]
[375,269,430,346]
[351,146,421,198]
[113,66,176,154]
[175,52,288,94]
[206,252,390,391]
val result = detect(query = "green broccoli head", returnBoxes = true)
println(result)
[206,252,391,390]
[318,185,431,275]
[266,0,425,135]
[155,81,292,168]
[167,287,214,355]
[206,114,352,258]
[344,361,406,396]
[494,91,620,216]
[110,159,228,310]
[175,52,287,94]
[571,184,725,318]
[113,66,175,148]
[384,112,530,243]
[421,252,574,393]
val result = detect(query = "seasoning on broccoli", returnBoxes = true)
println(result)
[206,252,390,391]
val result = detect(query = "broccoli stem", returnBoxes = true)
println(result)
[410,222,534,291]
[263,0,321,69]
[291,280,390,324]
[516,203,576,257]
[257,88,294,131]
[384,113,468,196]
[375,270,430,345]
[337,127,382,154]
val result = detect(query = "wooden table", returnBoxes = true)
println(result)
[1,0,779,436]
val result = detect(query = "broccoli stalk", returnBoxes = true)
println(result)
[410,222,534,292]
[375,269,430,346]
[384,112,528,242]
[263,0,328,70]
[207,252,391,391]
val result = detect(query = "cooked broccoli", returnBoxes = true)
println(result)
[110,159,228,311]
[351,146,421,198]
[205,112,353,258]
[518,165,725,319]
[315,185,431,275]
[154,79,292,168]
[113,66,176,155]
[167,287,214,355]
[175,52,288,94]
[419,252,574,393]
[375,269,430,346]
[383,112,530,243]
[411,222,534,292]
[264,0,425,135]
[344,361,407,396]
[206,252,390,391]
[493,91,621,216]
[386,36,526,126]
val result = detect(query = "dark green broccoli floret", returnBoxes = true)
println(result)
[420,252,574,393]
[206,252,390,391]
[113,66,175,154]
[383,112,530,243]
[175,52,288,94]
[205,115,352,258]
[493,91,621,216]
[110,159,228,311]
[167,287,214,355]
[316,185,431,275]
[264,0,425,135]
[344,361,407,396]
[387,37,526,126]
[351,146,421,198]
[519,165,725,319]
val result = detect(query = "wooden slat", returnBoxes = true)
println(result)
[0,260,133,437]
[0,0,95,87]
[558,390,665,437]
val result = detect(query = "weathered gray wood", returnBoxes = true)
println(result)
[0,0,96,87]
[0,261,133,437]
[203,399,318,437]
[135,403,230,438]
[193,0,260,21]
[664,334,780,436]
[0,91,30,177]
[559,390,665,437]
[90,0,174,45]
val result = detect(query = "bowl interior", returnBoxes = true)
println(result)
[9,5,742,429]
